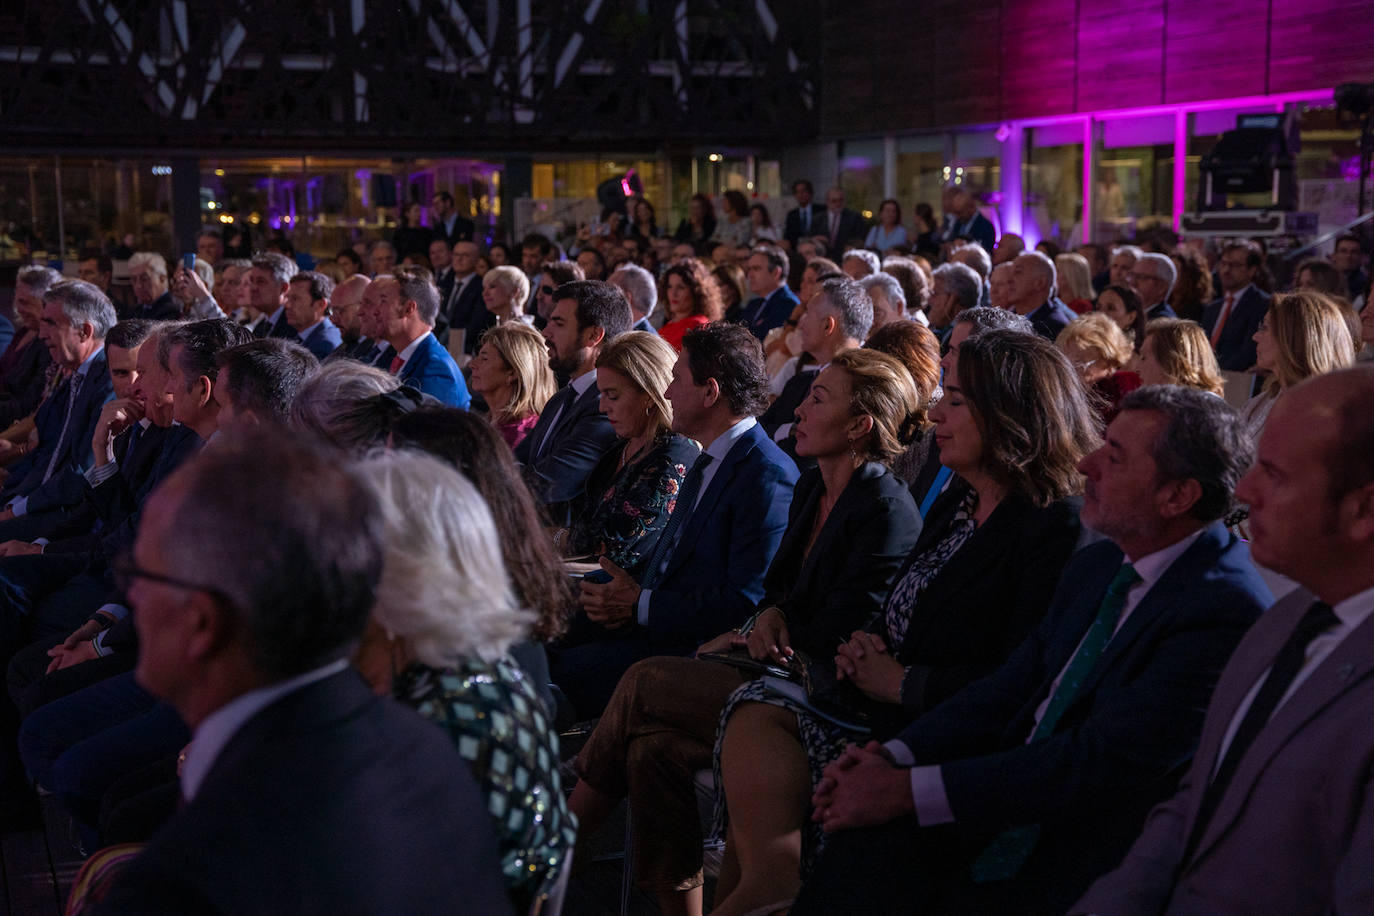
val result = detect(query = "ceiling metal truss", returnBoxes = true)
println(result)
[0,0,822,152]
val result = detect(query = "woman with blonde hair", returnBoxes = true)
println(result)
[468,321,556,449]
[565,330,700,579]
[1243,290,1357,437]
[481,264,533,325]
[1055,252,1095,313]
[568,347,924,916]
[1056,312,1141,424]
[353,450,575,913]
[1135,318,1225,396]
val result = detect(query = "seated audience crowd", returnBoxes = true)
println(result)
[0,196,1368,916]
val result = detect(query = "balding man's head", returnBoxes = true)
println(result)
[330,275,371,336]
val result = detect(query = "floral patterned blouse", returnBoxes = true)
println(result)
[393,657,576,907]
[568,431,701,580]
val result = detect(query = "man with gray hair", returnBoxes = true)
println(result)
[365,266,469,408]
[0,281,117,535]
[760,277,872,454]
[1129,252,1179,320]
[1110,244,1144,288]
[928,262,983,340]
[128,252,180,321]
[246,251,299,340]
[1007,251,1077,341]
[950,241,994,308]
[841,249,881,280]
[0,268,58,427]
[609,263,659,333]
[859,272,907,337]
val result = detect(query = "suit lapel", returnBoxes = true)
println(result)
[662,428,754,580]
[791,463,880,598]
[1191,591,1374,863]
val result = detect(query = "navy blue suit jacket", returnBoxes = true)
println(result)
[395,332,470,408]
[1201,286,1269,372]
[896,522,1272,913]
[1146,301,1178,321]
[784,203,827,248]
[1027,299,1079,341]
[515,379,618,525]
[92,669,511,916]
[644,422,798,654]
[295,318,344,361]
[4,350,114,514]
[738,285,800,341]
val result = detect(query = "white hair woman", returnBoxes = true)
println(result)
[353,449,576,912]
[482,264,533,324]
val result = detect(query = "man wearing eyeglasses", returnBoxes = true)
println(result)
[1127,253,1179,322]
[92,433,511,914]
[1201,241,1269,372]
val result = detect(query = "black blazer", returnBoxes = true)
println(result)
[515,380,619,525]
[783,203,827,248]
[826,208,868,248]
[898,523,1273,915]
[433,215,475,247]
[92,669,512,916]
[1200,286,1269,371]
[890,483,1084,719]
[764,463,922,661]
[444,273,492,355]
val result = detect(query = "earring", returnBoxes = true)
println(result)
[848,439,859,462]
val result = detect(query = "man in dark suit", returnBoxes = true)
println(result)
[91,433,509,915]
[367,267,470,408]
[245,251,300,339]
[0,281,117,540]
[127,254,181,321]
[1007,252,1077,341]
[737,245,800,341]
[430,190,475,246]
[795,386,1271,916]
[323,275,371,361]
[442,240,491,356]
[1200,241,1269,372]
[565,322,798,715]
[1130,252,1179,321]
[822,187,868,255]
[943,189,996,254]
[283,271,343,361]
[1074,367,1374,916]
[1333,233,1368,302]
[784,180,827,250]
[759,277,870,452]
[515,280,631,526]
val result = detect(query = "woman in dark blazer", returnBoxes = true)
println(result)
[567,349,925,915]
[712,329,1101,915]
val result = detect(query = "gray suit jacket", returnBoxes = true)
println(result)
[1073,586,1374,915]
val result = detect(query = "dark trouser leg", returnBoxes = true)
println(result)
[792,817,959,916]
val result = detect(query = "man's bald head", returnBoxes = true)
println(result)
[330,275,371,335]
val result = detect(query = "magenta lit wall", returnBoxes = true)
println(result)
[822,0,1374,135]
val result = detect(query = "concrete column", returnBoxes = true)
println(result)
[883,134,897,199]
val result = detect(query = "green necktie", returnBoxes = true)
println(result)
[969,563,1142,884]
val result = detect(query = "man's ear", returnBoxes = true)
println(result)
[79,321,96,342]
[1156,477,1203,521]
[196,376,215,409]
[582,324,607,350]
[701,376,722,409]
[1341,483,1374,543]
[182,590,236,663]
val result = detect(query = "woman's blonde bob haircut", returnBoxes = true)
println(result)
[477,321,557,422]
[1143,318,1225,396]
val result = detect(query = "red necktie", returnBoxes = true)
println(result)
[1210,293,1234,346]
[389,355,404,374]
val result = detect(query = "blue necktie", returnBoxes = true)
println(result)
[43,372,86,483]
[970,563,1141,883]
[640,452,713,589]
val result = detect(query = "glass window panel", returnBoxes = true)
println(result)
[1024,129,1083,248]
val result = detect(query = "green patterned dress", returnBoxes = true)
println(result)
[393,656,577,906]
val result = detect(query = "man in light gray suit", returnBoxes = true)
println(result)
[1073,365,1374,916]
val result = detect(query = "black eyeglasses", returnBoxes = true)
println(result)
[540,285,556,296]
[113,553,234,606]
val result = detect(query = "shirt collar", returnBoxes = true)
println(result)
[1123,528,1206,587]
[1331,583,1374,630]
[295,318,323,340]
[703,416,757,461]
[569,368,598,397]
[75,344,104,378]
[182,658,349,801]
[393,331,429,367]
